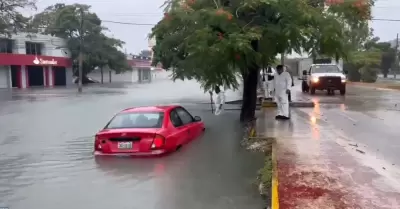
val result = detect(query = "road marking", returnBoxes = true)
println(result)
[338,111,357,123]
[271,141,279,209]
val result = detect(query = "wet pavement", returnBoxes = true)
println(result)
[258,84,400,208]
[0,76,265,209]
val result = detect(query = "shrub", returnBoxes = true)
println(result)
[360,67,378,83]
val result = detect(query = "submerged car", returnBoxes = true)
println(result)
[94,105,205,156]
[301,64,347,95]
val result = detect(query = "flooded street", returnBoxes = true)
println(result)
[0,77,264,209]
[259,84,400,209]
[3,76,400,209]
[296,84,400,167]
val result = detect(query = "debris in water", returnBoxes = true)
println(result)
[349,143,358,147]
[356,149,365,154]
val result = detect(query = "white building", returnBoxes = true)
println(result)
[0,32,73,89]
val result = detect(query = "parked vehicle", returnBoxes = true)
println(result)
[94,105,205,156]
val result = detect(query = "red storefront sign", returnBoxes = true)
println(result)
[0,53,72,67]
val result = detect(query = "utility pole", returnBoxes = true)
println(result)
[394,33,399,79]
[280,53,285,65]
[78,7,84,93]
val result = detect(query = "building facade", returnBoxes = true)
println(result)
[0,33,165,89]
[0,33,73,89]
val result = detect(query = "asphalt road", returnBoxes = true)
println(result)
[290,83,400,173]
[0,77,265,209]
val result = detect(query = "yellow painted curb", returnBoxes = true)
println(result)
[262,102,277,108]
[271,141,279,209]
[249,127,256,137]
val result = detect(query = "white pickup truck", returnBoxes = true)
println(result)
[301,64,347,95]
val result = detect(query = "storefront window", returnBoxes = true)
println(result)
[25,42,42,55]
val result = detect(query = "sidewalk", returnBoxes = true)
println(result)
[257,108,400,209]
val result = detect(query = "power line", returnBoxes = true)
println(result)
[101,20,155,25]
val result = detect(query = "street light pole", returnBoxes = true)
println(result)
[78,7,84,93]
[394,33,399,79]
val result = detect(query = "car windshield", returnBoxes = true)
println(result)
[312,65,341,73]
[105,112,164,129]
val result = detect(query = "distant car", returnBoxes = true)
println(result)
[302,64,347,95]
[94,105,205,156]
[73,76,100,84]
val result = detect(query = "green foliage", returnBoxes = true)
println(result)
[151,0,373,91]
[350,48,381,67]
[30,4,130,75]
[343,63,361,82]
[0,0,36,36]
[346,36,396,81]
[360,66,378,83]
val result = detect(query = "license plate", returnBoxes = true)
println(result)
[118,142,132,149]
[328,80,332,82]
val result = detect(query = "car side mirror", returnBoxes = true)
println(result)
[343,70,348,74]
[194,116,201,122]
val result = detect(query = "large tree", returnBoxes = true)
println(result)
[151,0,373,122]
[29,3,130,78]
[0,0,36,36]
[364,37,396,78]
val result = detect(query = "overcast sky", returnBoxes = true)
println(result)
[25,0,400,55]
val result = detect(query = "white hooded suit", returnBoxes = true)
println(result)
[271,71,292,117]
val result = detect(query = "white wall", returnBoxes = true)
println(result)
[0,66,10,88]
[1,32,70,57]
[87,68,135,83]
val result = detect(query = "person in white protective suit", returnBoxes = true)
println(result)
[214,85,225,115]
[270,65,292,120]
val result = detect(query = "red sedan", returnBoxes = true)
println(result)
[94,105,205,156]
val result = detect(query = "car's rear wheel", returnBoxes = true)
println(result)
[340,88,346,95]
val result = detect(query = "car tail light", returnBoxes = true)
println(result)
[151,134,165,149]
[95,136,106,151]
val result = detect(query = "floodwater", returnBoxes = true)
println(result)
[0,76,265,209]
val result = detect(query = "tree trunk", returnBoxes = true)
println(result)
[240,40,260,122]
[239,66,258,122]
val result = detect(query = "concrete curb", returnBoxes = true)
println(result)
[262,101,315,108]
[271,141,279,209]
[348,82,400,91]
